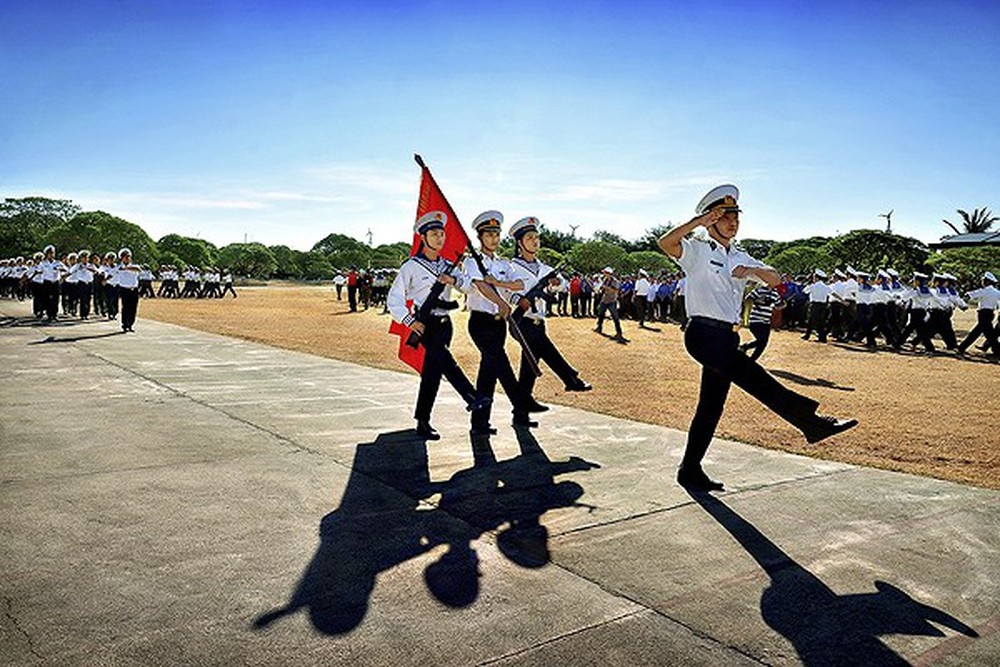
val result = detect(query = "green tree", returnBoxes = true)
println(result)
[370,242,411,269]
[269,245,304,279]
[634,224,674,253]
[0,196,81,221]
[0,197,81,256]
[218,243,277,278]
[537,223,581,255]
[942,207,998,235]
[740,238,778,260]
[927,247,1000,286]
[766,246,833,277]
[821,229,929,276]
[298,251,334,280]
[312,233,371,269]
[46,211,158,264]
[537,247,564,267]
[157,234,217,268]
[565,240,628,274]
[625,250,674,275]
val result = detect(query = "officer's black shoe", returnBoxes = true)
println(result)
[804,415,858,444]
[416,421,441,440]
[512,415,539,428]
[564,378,592,392]
[470,425,498,436]
[676,467,725,492]
[466,396,493,412]
[523,400,549,413]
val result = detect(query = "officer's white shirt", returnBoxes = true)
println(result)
[387,254,465,327]
[901,286,937,309]
[38,259,64,282]
[64,263,79,284]
[842,278,859,301]
[855,283,879,305]
[104,264,120,286]
[462,253,512,315]
[72,262,94,284]
[117,263,139,288]
[508,256,554,322]
[967,286,1000,310]
[634,277,651,297]
[673,237,766,323]
[803,280,833,303]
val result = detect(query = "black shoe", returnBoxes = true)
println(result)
[470,425,498,436]
[416,421,441,440]
[466,395,492,412]
[804,415,858,444]
[523,400,549,413]
[676,468,725,492]
[564,379,592,392]
[512,415,539,428]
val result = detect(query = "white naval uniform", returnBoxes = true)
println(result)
[673,236,766,323]
[387,254,466,327]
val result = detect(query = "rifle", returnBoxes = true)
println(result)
[511,264,563,328]
[465,243,544,378]
[405,262,460,349]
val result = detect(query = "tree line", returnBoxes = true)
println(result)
[2,196,997,285]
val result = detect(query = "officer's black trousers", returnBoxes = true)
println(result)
[42,281,59,320]
[105,285,120,317]
[120,287,139,330]
[958,309,998,353]
[517,319,580,398]
[77,283,92,319]
[415,316,476,423]
[469,311,524,429]
[682,318,823,472]
[900,308,934,351]
[928,310,958,349]
[804,302,828,341]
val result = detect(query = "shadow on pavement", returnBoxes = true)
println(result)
[254,428,599,635]
[687,490,978,666]
[769,369,855,392]
[29,331,126,344]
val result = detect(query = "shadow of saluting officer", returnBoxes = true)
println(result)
[687,491,979,666]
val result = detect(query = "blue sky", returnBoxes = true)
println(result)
[2,0,998,250]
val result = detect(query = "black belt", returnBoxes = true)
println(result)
[470,310,504,321]
[689,316,739,332]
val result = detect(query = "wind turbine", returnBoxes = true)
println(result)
[879,209,893,233]
[569,224,579,237]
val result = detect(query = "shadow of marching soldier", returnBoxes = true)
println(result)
[686,490,979,666]
[254,429,600,634]
[253,430,457,634]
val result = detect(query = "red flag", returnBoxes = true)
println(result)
[389,157,471,372]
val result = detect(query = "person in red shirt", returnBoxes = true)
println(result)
[569,273,582,318]
[347,267,359,312]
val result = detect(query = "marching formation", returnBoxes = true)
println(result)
[1,246,143,332]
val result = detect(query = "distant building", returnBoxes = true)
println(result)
[929,231,1000,250]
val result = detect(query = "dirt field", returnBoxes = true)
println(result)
[140,285,999,490]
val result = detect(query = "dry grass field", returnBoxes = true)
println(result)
[141,285,999,490]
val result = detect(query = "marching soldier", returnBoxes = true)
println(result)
[958,271,1000,356]
[72,250,96,319]
[507,217,592,428]
[116,248,141,332]
[899,272,937,353]
[386,211,490,440]
[659,185,857,491]
[461,211,548,436]
[801,269,833,342]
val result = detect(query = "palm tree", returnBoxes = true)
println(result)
[942,207,998,235]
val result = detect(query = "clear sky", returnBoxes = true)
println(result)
[2,0,998,250]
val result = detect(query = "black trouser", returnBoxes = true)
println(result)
[635,297,648,325]
[871,302,899,348]
[77,282,92,319]
[595,300,623,336]
[415,316,476,423]
[681,317,824,473]
[120,287,139,330]
[901,308,934,351]
[105,285,120,317]
[42,281,59,320]
[959,309,998,353]
[742,322,772,361]
[32,282,44,316]
[928,309,958,349]
[468,311,527,429]
[93,280,106,315]
[803,302,828,341]
[516,318,580,401]
[348,285,358,311]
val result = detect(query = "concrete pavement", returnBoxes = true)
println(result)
[1,301,997,666]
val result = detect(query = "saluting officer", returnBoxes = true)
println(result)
[387,211,489,440]
[462,211,549,436]
[507,217,592,428]
[659,185,857,492]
